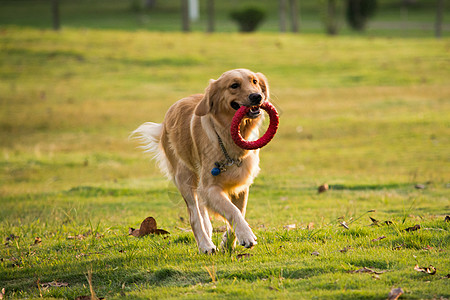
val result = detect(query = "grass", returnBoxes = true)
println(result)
[0,27,449,299]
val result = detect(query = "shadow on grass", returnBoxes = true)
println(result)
[330,183,412,191]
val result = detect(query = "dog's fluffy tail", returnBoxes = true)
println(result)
[131,122,172,180]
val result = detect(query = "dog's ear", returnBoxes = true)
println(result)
[195,79,217,116]
[256,72,270,100]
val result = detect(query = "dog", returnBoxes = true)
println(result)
[133,69,270,254]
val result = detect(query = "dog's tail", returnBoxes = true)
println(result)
[131,122,172,180]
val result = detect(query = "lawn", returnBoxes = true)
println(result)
[0,26,449,299]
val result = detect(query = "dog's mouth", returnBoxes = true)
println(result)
[231,101,261,119]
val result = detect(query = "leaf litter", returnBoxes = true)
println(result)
[414,264,437,275]
[129,216,170,237]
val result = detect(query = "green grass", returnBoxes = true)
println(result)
[1,27,449,299]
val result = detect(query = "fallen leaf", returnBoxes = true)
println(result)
[339,246,352,253]
[34,237,42,245]
[129,217,170,237]
[283,224,296,230]
[311,251,320,256]
[388,287,404,300]
[369,217,380,226]
[414,264,436,275]
[236,253,253,260]
[318,184,329,193]
[371,235,386,242]
[348,267,385,275]
[153,229,170,235]
[307,222,314,230]
[404,224,420,232]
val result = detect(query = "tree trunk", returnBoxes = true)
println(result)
[51,0,60,31]
[181,0,190,32]
[207,0,214,33]
[289,0,299,33]
[326,0,338,35]
[279,0,287,32]
[435,0,444,38]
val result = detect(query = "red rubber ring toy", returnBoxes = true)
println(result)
[230,101,279,150]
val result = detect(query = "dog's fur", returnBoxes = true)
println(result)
[133,69,270,253]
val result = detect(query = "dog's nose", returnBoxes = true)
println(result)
[249,93,262,105]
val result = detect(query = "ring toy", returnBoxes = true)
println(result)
[230,101,279,150]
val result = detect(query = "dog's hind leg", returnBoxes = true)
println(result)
[174,167,216,254]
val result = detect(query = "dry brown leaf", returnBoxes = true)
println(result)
[369,217,380,226]
[404,224,420,232]
[318,184,329,193]
[371,235,386,242]
[307,222,315,230]
[388,287,404,300]
[129,217,170,237]
[414,264,436,275]
[236,253,253,260]
[339,246,352,253]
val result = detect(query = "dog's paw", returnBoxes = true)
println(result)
[236,227,257,249]
[199,243,217,255]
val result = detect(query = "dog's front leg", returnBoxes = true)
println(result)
[221,188,249,251]
[199,185,257,248]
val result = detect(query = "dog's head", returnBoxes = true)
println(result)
[195,69,269,122]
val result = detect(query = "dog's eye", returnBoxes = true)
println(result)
[230,83,240,89]
[253,79,258,84]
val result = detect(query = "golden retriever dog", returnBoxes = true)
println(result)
[133,69,270,254]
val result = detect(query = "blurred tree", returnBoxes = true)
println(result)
[325,0,338,35]
[279,0,287,32]
[51,0,60,31]
[230,6,267,32]
[289,0,299,32]
[435,0,444,38]
[144,0,157,9]
[207,0,215,32]
[345,0,377,31]
[279,0,300,33]
[181,0,190,32]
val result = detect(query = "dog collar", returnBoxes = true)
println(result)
[211,133,242,176]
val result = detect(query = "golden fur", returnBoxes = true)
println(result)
[133,69,270,253]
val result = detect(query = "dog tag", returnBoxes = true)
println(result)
[211,167,221,176]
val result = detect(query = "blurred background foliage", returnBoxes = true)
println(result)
[0,0,448,37]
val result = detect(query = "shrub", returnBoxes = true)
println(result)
[230,6,267,33]
[345,0,377,31]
